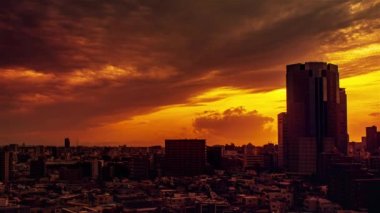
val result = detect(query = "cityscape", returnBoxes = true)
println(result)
[0,62,379,212]
[1,0,380,213]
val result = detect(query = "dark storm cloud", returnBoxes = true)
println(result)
[0,0,379,140]
[2,0,377,74]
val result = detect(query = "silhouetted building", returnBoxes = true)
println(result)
[0,149,10,183]
[7,144,18,152]
[207,146,223,169]
[328,163,363,209]
[243,144,257,169]
[369,156,380,171]
[164,139,206,176]
[348,142,365,159]
[91,159,103,180]
[284,62,348,175]
[129,155,150,180]
[328,163,380,211]
[366,126,379,154]
[278,112,287,168]
[30,157,45,179]
[64,138,70,148]
[46,161,91,181]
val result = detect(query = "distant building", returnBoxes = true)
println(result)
[164,139,206,176]
[64,138,71,148]
[30,157,45,179]
[244,144,261,169]
[0,149,10,183]
[328,163,380,211]
[207,146,223,169]
[277,112,287,168]
[366,126,379,154]
[129,155,150,180]
[91,160,104,180]
[347,142,365,158]
[284,62,348,175]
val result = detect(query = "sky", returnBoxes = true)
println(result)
[0,0,379,146]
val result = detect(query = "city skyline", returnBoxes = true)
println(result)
[1,0,380,146]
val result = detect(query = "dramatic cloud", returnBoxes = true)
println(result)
[0,0,379,144]
[193,107,274,144]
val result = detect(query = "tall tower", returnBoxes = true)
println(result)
[284,62,348,174]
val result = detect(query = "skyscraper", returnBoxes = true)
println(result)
[282,62,348,174]
[164,139,206,176]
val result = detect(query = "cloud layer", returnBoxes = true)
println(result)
[193,107,274,144]
[0,0,379,144]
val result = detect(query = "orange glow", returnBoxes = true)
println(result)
[341,70,380,141]
[82,87,285,146]
[326,44,380,64]
[80,70,379,146]
[1,1,379,146]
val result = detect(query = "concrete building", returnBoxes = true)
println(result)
[366,126,379,154]
[164,139,206,176]
[278,112,287,168]
[0,149,10,183]
[284,62,348,175]
[64,138,71,149]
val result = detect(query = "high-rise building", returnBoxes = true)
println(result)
[164,139,206,176]
[283,62,348,174]
[0,149,10,183]
[366,126,378,154]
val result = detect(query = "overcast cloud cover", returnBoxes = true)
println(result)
[0,0,379,144]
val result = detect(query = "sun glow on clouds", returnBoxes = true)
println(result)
[85,87,285,146]
[1,0,380,146]
[341,70,380,141]
[0,69,55,82]
[326,44,380,64]
[84,67,380,146]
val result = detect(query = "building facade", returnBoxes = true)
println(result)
[280,62,348,174]
[366,126,379,154]
[0,149,10,183]
[165,139,206,176]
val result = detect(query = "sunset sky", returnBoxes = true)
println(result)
[0,0,379,146]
